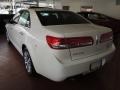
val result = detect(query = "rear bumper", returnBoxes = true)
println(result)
[36,44,115,82]
[54,44,115,81]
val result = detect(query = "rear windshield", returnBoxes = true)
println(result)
[36,11,89,26]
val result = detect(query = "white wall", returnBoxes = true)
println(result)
[61,0,79,12]
[93,0,120,19]
[96,0,120,19]
[61,0,120,19]
[61,0,94,12]
[54,0,62,9]
[2,0,120,19]
[43,0,62,9]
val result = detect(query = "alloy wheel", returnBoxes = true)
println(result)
[23,49,32,74]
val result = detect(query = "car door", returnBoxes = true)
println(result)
[13,10,31,52]
[7,12,20,44]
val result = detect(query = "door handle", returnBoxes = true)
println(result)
[19,32,24,35]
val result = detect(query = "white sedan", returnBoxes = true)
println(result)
[6,8,115,81]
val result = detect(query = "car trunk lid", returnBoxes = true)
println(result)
[45,24,113,61]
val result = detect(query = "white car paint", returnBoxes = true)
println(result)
[6,9,115,81]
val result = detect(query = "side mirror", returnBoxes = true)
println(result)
[25,21,30,28]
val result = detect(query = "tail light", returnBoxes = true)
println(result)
[100,31,113,43]
[46,36,93,49]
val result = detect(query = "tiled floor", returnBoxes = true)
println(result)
[0,34,120,90]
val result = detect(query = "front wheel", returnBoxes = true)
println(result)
[23,48,35,75]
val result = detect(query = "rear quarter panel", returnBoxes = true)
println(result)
[25,10,67,81]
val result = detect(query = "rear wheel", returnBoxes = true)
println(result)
[23,47,35,75]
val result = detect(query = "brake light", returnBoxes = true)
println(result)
[46,36,93,49]
[100,32,113,43]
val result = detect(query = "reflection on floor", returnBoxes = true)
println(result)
[0,34,120,90]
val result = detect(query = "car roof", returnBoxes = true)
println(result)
[78,11,115,19]
[78,12,98,14]
[29,7,68,12]
[78,11,108,17]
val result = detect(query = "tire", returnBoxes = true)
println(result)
[23,47,35,75]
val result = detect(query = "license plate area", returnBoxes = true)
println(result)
[90,60,102,71]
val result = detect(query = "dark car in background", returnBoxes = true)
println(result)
[0,14,14,34]
[78,12,120,44]
[78,12,120,33]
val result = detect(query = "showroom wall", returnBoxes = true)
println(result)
[5,0,120,19]
[61,0,120,19]
[61,0,93,12]
[46,0,62,9]
[93,0,120,19]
